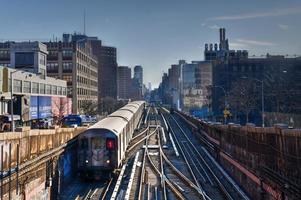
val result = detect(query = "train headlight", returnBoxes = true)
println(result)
[85,160,89,163]
[106,160,110,164]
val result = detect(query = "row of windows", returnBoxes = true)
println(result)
[231,65,262,72]
[48,50,58,57]
[77,51,93,64]
[1,63,10,67]
[47,62,59,71]
[62,50,73,58]
[0,50,9,58]
[63,62,73,72]
[48,50,73,59]
[12,79,67,96]
[77,63,98,79]
[77,88,98,96]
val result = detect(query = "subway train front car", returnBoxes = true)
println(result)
[77,101,145,180]
[78,127,118,180]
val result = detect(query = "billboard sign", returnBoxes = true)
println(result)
[30,96,52,119]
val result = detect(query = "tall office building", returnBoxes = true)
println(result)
[65,35,118,112]
[134,65,143,86]
[100,46,118,99]
[45,34,98,114]
[117,66,131,99]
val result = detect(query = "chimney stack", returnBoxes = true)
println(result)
[205,43,208,51]
[219,28,223,44]
[223,28,226,42]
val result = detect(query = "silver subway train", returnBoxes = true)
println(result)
[77,101,145,179]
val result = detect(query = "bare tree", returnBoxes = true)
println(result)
[51,98,67,125]
[227,79,258,123]
[81,101,98,116]
[99,97,127,115]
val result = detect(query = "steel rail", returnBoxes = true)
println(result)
[126,126,159,153]
[146,146,185,200]
[157,121,167,200]
[160,146,210,198]
[131,126,149,142]
[163,113,208,200]
[101,178,113,200]
[170,114,235,200]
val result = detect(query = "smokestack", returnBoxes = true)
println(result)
[223,28,226,42]
[214,43,218,51]
[209,43,213,51]
[205,43,208,51]
[219,28,223,43]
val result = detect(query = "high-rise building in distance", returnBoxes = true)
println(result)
[117,66,131,99]
[100,46,118,100]
[45,35,98,114]
[134,65,143,86]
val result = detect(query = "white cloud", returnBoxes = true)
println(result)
[229,42,248,48]
[209,6,301,21]
[278,24,289,30]
[236,39,276,46]
[209,24,220,29]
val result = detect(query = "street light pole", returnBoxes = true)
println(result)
[261,80,265,128]
[10,71,14,132]
[9,67,34,132]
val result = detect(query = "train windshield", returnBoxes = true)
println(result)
[80,138,88,149]
[91,137,102,149]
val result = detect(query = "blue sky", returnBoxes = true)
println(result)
[0,0,300,87]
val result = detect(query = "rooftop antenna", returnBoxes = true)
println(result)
[84,9,86,35]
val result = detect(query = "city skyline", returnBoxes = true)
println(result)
[0,0,300,87]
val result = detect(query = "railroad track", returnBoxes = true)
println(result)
[137,107,189,200]
[81,178,113,200]
[163,110,250,200]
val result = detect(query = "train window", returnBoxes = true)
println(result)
[81,138,88,149]
[91,137,102,149]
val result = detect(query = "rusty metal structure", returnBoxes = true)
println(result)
[177,111,301,200]
[0,126,86,199]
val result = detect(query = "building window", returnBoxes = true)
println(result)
[40,83,45,94]
[48,50,58,58]
[32,82,39,94]
[46,84,51,94]
[47,62,59,73]
[23,81,31,93]
[40,54,46,66]
[62,62,73,72]
[62,87,67,95]
[62,75,72,85]
[57,86,62,95]
[15,52,34,68]
[62,50,73,59]
[13,79,22,93]
[0,50,9,58]
[51,85,57,95]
